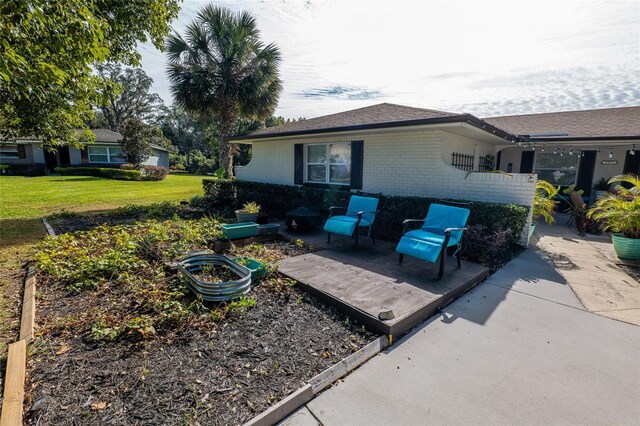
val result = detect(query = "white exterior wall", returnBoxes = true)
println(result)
[142,149,170,168]
[237,128,536,245]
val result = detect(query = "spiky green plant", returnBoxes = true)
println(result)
[587,174,640,239]
[533,180,560,224]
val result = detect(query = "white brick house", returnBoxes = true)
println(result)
[231,103,540,244]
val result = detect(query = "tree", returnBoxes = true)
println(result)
[160,106,217,172]
[166,5,282,178]
[120,118,152,167]
[0,0,179,149]
[95,63,166,132]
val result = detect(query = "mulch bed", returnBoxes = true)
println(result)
[47,204,207,235]
[26,238,376,425]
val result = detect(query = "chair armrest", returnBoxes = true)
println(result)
[356,210,377,226]
[402,219,424,235]
[444,227,467,236]
[328,206,347,216]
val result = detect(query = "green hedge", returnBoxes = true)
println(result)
[203,179,530,245]
[55,167,141,181]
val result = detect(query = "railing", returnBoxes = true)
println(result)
[451,152,475,171]
[452,153,493,172]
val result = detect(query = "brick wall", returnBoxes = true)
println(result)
[236,128,536,244]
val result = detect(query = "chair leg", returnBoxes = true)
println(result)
[438,252,446,279]
[354,230,359,248]
[370,226,376,244]
[398,253,404,264]
[456,249,462,269]
[327,232,331,244]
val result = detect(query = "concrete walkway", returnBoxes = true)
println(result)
[535,218,640,325]
[282,248,640,425]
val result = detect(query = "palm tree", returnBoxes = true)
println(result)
[165,5,282,178]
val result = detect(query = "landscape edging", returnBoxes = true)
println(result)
[243,334,390,426]
[0,266,37,426]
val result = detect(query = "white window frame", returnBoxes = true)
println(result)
[88,145,126,164]
[305,143,351,185]
[533,151,580,187]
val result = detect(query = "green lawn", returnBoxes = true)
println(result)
[0,174,207,219]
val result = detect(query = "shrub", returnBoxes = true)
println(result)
[141,165,168,181]
[462,225,520,270]
[55,166,141,180]
[1,163,47,176]
[202,179,530,245]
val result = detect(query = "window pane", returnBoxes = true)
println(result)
[0,150,18,158]
[329,164,350,184]
[534,153,579,186]
[307,145,326,163]
[109,147,126,163]
[307,165,326,182]
[88,146,107,155]
[89,154,108,162]
[329,144,351,164]
[535,153,579,169]
[537,169,577,186]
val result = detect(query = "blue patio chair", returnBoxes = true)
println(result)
[324,195,379,248]
[396,203,470,279]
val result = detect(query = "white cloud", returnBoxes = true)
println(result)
[138,0,640,119]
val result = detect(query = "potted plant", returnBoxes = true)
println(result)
[593,177,610,199]
[588,174,640,259]
[235,201,261,223]
[532,180,560,236]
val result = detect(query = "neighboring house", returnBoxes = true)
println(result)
[0,128,170,171]
[231,103,639,202]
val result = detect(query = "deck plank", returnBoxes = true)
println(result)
[279,243,489,337]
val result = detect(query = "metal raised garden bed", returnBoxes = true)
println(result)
[177,253,252,302]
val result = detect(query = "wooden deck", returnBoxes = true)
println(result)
[278,233,490,338]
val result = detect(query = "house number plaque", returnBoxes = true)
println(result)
[600,160,618,165]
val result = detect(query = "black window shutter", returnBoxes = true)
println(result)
[350,140,364,189]
[17,145,26,159]
[294,143,303,184]
[520,151,534,173]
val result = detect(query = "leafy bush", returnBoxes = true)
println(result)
[203,179,530,245]
[0,165,8,172]
[141,165,169,181]
[1,163,46,176]
[588,174,640,238]
[462,225,520,270]
[55,166,141,180]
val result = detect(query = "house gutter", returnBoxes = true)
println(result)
[229,114,519,143]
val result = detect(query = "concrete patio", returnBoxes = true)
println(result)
[535,215,640,325]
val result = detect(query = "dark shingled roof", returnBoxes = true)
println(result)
[243,103,462,138]
[87,128,123,143]
[484,106,640,139]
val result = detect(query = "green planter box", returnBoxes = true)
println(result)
[231,257,268,280]
[221,222,258,239]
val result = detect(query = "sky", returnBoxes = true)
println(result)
[138,0,640,119]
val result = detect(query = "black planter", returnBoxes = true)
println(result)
[285,207,323,233]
